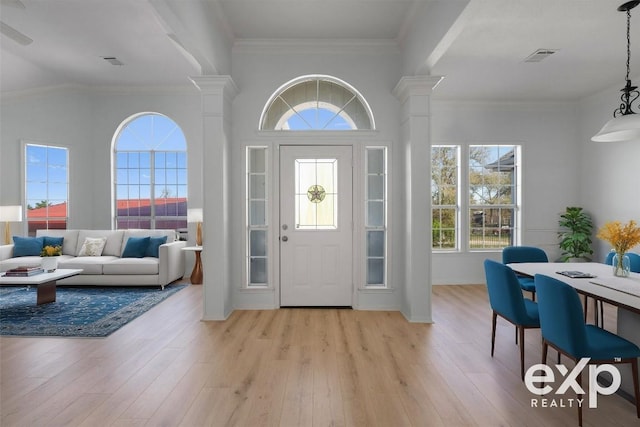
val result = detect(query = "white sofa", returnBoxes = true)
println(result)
[0,229,186,289]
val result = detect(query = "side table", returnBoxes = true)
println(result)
[181,246,203,284]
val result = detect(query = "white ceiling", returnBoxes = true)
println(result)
[431,0,640,101]
[1,0,638,102]
[218,0,420,40]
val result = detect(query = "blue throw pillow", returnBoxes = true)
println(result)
[122,237,150,258]
[13,236,44,257]
[42,236,64,248]
[145,236,167,258]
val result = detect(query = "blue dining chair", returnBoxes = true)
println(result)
[629,252,640,272]
[484,259,540,380]
[605,251,640,273]
[534,274,640,426]
[502,246,548,301]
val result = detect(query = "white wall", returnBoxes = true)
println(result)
[229,42,406,310]
[1,87,92,222]
[430,100,581,284]
[579,81,640,260]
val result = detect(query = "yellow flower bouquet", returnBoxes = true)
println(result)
[40,245,62,257]
[597,220,640,276]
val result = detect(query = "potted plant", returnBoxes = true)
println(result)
[558,207,594,262]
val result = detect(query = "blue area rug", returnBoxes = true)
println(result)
[0,284,187,337]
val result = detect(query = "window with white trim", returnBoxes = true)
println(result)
[431,145,459,250]
[431,144,521,251]
[365,147,387,286]
[260,75,374,131]
[468,145,519,250]
[247,147,268,286]
[113,113,187,230]
[25,143,69,235]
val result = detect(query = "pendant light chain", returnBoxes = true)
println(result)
[616,2,639,116]
[626,8,632,83]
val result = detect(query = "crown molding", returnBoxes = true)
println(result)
[1,83,198,100]
[392,75,444,102]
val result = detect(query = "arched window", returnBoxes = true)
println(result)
[259,75,375,130]
[113,113,187,230]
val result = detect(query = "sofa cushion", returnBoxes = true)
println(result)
[77,237,107,256]
[76,230,124,256]
[13,236,44,256]
[58,256,119,274]
[122,229,174,243]
[103,258,160,275]
[122,230,174,256]
[36,230,79,256]
[122,237,150,258]
[145,236,167,258]
[42,236,64,248]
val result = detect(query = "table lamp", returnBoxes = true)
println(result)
[187,208,203,246]
[0,205,23,245]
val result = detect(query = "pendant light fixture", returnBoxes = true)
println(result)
[592,0,640,142]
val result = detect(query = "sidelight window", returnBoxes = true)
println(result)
[365,147,387,286]
[247,147,268,286]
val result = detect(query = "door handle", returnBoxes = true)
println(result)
[282,236,288,242]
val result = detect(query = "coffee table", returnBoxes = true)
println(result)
[0,269,83,305]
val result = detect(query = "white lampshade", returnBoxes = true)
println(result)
[187,208,203,223]
[592,114,640,142]
[0,205,23,222]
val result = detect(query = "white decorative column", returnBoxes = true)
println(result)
[393,76,443,323]
[191,76,238,320]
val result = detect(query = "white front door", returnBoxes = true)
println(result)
[279,145,353,306]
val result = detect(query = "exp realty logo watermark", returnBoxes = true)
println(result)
[525,358,621,408]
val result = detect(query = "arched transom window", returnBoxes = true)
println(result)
[260,75,375,131]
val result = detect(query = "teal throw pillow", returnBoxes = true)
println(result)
[122,237,150,258]
[13,236,44,257]
[145,236,167,258]
[43,236,64,247]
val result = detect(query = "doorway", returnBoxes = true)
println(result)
[279,145,353,306]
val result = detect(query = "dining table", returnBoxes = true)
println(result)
[506,261,640,397]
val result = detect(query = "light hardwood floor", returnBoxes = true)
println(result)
[1,283,638,426]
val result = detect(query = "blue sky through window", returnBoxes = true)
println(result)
[287,108,352,130]
[117,115,186,151]
[26,144,68,208]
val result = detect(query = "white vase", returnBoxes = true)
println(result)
[41,257,58,272]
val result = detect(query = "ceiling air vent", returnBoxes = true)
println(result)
[102,56,124,66]
[524,49,558,63]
